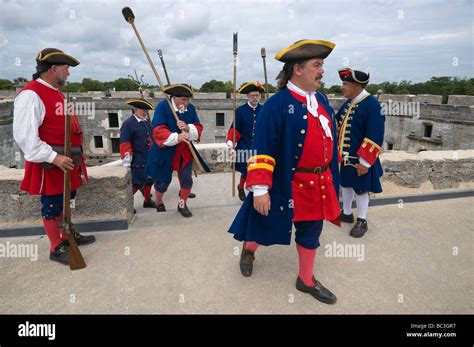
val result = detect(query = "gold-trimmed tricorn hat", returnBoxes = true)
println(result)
[126,98,154,110]
[36,48,80,66]
[163,84,193,97]
[238,82,265,94]
[274,39,335,62]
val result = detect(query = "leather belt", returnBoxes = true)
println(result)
[295,164,329,174]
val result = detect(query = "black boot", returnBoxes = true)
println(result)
[143,199,156,208]
[340,210,354,223]
[239,242,255,277]
[350,218,368,238]
[49,241,69,265]
[177,203,193,218]
[179,192,196,199]
[296,276,337,304]
[156,203,166,212]
[238,188,246,202]
[71,230,96,246]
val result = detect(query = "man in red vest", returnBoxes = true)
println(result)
[13,48,96,266]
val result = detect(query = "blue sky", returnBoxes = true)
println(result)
[0,0,472,88]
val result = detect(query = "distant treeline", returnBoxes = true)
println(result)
[1,76,472,103]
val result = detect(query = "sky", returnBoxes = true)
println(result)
[0,0,472,88]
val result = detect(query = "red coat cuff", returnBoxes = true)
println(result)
[120,142,133,159]
[154,125,173,148]
[226,128,241,144]
[194,122,203,142]
[245,155,276,189]
[356,137,382,166]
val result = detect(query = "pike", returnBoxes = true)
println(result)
[62,92,86,270]
[232,32,238,197]
[157,49,171,86]
[122,7,205,173]
[260,47,269,100]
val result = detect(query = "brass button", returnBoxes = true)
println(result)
[310,181,314,185]
[322,195,326,199]
[291,168,295,171]
[321,185,325,189]
[294,155,298,159]
[303,115,308,120]
[301,129,305,134]
[298,143,302,148]
[321,175,324,179]
[302,103,307,108]
[299,183,303,188]
[264,159,268,163]
[323,136,326,140]
[280,206,284,211]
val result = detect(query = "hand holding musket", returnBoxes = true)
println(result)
[122,7,204,173]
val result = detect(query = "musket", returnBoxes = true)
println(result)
[122,7,204,173]
[260,47,269,100]
[62,93,86,270]
[232,32,238,197]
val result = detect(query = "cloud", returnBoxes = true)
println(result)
[0,0,471,88]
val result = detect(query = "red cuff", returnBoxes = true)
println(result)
[154,125,173,148]
[227,128,241,144]
[356,137,382,166]
[194,122,203,142]
[245,155,276,189]
[120,142,133,159]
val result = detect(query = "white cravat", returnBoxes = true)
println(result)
[287,81,332,139]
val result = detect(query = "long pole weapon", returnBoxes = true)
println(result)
[122,7,204,173]
[157,49,171,86]
[232,32,238,197]
[261,47,269,100]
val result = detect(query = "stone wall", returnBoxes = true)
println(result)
[0,166,133,228]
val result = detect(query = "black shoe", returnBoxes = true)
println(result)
[350,218,368,238]
[239,242,255,277]
[177,203,193,218]
[70,230,96,246]
[133,208,137,214]
[179,192,196,199]
[49,241,69,265]
[156,204,166,212]
[143,199,156,208]
[238,189,246,202]
[340,210,354,223]
[296,276,337,305]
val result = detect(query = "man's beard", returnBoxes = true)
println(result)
[57,78,67,86]
[249,99,259,106]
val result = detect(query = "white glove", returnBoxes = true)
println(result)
[122,154,132,167]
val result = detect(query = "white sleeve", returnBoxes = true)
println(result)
[188,124,199,141]
[247,184,269,196]
[163,132,179,146]
[359,157,372,168]
[13,90,57,163]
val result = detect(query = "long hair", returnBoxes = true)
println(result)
[276,59,308,90]
[32,61,52,80]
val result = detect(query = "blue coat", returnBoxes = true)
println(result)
[228,102,262,174]
[145,99,210,185]
[119,115,153,185]
[227,87,340,246]
[336,94,385,193]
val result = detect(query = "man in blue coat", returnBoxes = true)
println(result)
[145,84,209,218]
[336,68,385,238]
[227,81,265,201]
[228,40,341,305]
[120,98,155,212]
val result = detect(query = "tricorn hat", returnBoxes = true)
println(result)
[238,82,265,94]
[126,98,154,110]
[36,48,80,66]
[338,68,370,85]
[274,39,335,63]
[163,84,193,97]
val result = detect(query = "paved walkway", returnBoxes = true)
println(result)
[1,173,472,314]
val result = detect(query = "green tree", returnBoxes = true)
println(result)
[0,79,14,90]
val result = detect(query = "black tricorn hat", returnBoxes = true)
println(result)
[163,84,193,97]
[274,39,335,63]
[126,98,154,110]
[238,82,265,94]
[338,68,370,85]
[36,48,80,66]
